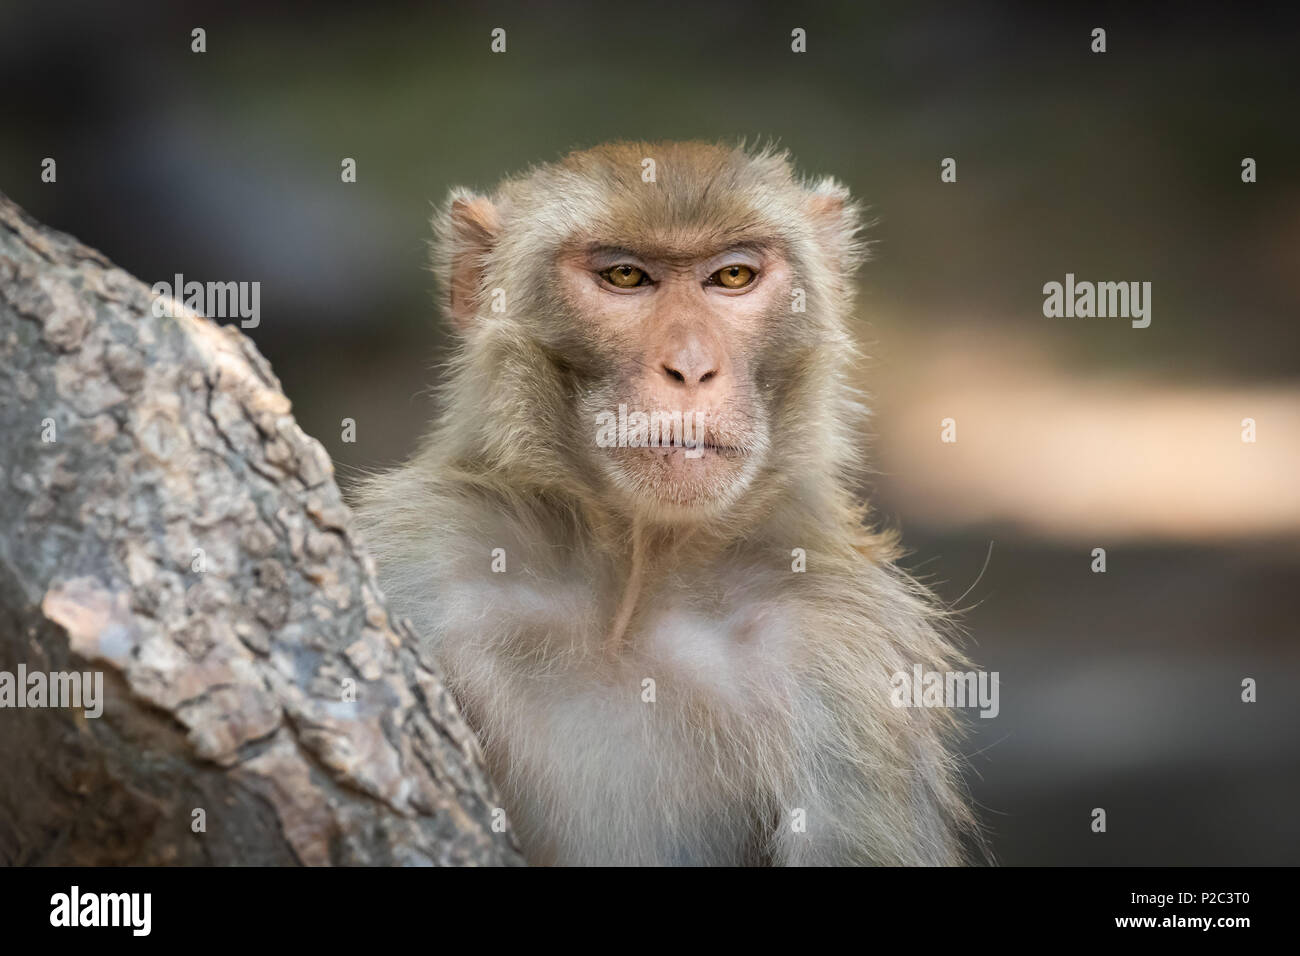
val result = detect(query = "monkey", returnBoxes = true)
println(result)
[353,141,980,865]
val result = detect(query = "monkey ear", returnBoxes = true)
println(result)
[434,190,502,332]
[805,177,866,277]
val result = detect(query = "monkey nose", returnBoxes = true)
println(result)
[661,362,719,387]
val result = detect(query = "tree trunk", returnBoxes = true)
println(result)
[0,192,522,866]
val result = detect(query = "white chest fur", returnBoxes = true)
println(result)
[432,571,799,865]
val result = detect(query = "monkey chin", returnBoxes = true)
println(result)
[604,443,759,523]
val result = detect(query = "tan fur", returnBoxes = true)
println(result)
[354,141,980,865]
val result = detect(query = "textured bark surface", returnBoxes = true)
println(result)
[0,192,522,866]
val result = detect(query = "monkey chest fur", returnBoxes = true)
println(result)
[433,567,802,866]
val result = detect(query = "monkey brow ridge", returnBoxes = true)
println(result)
[578,239,779,268]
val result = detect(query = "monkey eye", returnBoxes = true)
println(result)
[600,264,650,288]
[710,264,756,289]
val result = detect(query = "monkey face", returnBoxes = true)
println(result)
[433,142,863,525]
[557,242,790,520]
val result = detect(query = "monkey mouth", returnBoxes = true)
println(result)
[615,440,753,494]
[597,430,765,517]
[643,441,744,459]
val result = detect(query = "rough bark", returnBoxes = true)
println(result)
[0,192,522,866]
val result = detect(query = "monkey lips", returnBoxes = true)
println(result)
[601,420,762,515]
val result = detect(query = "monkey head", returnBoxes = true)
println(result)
[432,141,865,526]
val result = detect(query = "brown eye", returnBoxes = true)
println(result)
[713,264,755,289]
[602,264,647,288]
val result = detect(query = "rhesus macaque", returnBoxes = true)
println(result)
[355,141,978,865]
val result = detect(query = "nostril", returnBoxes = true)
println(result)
[699,370,716,384]
[663,365,686,384]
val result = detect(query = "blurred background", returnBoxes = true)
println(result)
[3,0,1297,864]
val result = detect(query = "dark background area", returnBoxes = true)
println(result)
[3,0,1297,864]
